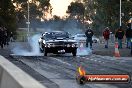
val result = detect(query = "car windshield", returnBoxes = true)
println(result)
[77,34,86,37]
[93,36,97,38]
[45,32,70,40]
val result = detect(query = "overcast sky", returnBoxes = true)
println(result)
[50,0,73,17]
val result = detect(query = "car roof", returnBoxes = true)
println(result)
[42,31,70,36]
[44,31,68,34]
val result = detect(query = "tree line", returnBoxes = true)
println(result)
[67,0,132,34]
[0,0,16,33]
[0,0,131,35]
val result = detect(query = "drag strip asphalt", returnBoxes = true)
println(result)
[10,54,132,88]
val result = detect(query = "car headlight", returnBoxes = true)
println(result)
[47,43,51,47]
[52,44,55,47]
[67,44,70,47]
[45,43,55,47]
[43,40,45,44]
[72,44,76,47]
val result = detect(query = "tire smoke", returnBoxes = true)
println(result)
[12,19,92,56]
[12,35,92,56]
[12,34,42,56]
[77,43,92,56]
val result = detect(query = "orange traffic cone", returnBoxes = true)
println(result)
[114,42,120,57]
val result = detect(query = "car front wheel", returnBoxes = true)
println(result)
[72,49,77,56]
[43,48,48,56]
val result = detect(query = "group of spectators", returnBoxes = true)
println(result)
[103,26,132,49]
[0,26,14,49]
[103,25,132,55]
[85,25,132,54]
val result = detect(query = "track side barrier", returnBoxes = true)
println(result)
[0,55,46,88]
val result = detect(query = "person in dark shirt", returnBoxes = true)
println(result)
[3,27,8,46]
[115,26,125,49]
[0,27,4,48]
[126,25,132,55]
[126,26,132,48]
[85,27,94,49]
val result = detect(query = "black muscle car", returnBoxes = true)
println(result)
[38,31,78,56]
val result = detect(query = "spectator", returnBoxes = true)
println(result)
[10,32,14,42]
[131,38,132,55]
[126,26,132,49]
[115,26,125,49]
[126,25,132,55]
[0,27,4,48]
[0,27,2,48]
[103,27,110,48]
[85,27,94,49]
[3,27,8,46]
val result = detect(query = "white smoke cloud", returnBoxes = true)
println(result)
[12,18,92,56]
[77,43,92,56]
[12,34,92,56]
[29,34,41,54]
[12,34,42,56]
[77,48,92,56]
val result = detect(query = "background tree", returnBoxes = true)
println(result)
[12,0,51,28]
[0,0,17,32]
[84,0,132,35]
[67,2,85,24]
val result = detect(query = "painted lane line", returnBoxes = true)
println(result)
[98,61,102,63]
[89,84,119,88]
[49,57,72,66]
[91,59,94,61]
[94,60,97,62]
[86,58,89,59]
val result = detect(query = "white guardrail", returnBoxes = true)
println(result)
[0,55,46,88]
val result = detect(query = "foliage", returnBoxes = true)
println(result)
[91,0,132,34]
[67,0,132,35]
[1,0,132,35]
[67,2,85,16]
[0,0,17,32]
[13,0,51,27]
[67,1,85,24]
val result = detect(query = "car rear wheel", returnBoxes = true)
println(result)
[72,49,77,56]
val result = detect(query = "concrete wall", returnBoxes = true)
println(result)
[0,55,46,88]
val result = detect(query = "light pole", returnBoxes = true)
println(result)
[120,0,122,26]
[26,0,30,42]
